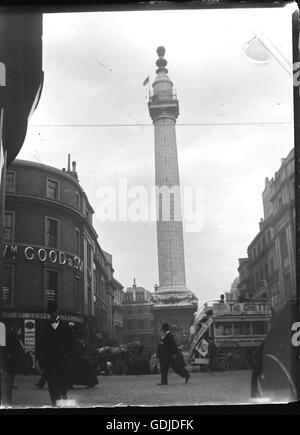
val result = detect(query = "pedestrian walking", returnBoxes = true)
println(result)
[36,301,75,406]
[157,323,190,385]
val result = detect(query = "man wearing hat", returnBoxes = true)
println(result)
[36,301,75,406]
[157,323,190,385]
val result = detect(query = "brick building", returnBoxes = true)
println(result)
[2,158,122,358]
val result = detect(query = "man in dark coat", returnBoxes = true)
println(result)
[207,336,217,373]
[250,342,264,398]
[157,323,190,385]
[36,301,75,406]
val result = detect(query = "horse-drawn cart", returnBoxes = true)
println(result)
[94,341,149,375]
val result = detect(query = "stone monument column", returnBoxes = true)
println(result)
[148,47,197,347]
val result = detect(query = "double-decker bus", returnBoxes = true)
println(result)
[189,300,271,370]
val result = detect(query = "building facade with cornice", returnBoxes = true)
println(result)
[122,281,155,357]
[2,159,122,360]
[236,149,295,313]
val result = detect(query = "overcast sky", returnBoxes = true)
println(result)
[19,4,296,306]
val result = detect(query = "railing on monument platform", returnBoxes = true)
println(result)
[150,292,198,310]
[149,89,178,104]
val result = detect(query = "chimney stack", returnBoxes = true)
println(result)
[67,154,71,172]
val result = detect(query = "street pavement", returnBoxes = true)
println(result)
[7,370,255,408]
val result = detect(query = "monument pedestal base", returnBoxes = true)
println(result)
[151,290,197,350]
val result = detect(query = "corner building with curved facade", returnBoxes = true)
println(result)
[2,159,123,355]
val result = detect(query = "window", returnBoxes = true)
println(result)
[159,193,162,222]
[127,306,132,315]
[3,212,14,243]
[278,196,283,210]
[252,321,268,335]
[6,172,15,192]
[138,306,143,314]
[125,293,133,303]
[291,181,295,200]
[264,263,268,279]
[233,322,251,336]
[75,192,81,210]
[283,269,293,298]
[95,278,99,297]
[87,243,92,270]
[150,320,154,329]
[1,266,13,306]
[138,320,144,329]
[75,276,80,312]
[136,292,144,302]
[279,229,289,259]
[86,208,92,224]
[46,178,59,200]
[75,228,80,257]
[45,270,59,305]
[270,258,274,274]
[170,192,174,221]
[87,279,92,314]
[45,218,59,249]
[255,273,259,290]
[98,276,104,299]
[215,322,233,336]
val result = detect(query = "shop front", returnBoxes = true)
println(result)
[2,311,85,372]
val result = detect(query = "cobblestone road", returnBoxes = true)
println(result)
[8,370,255,408]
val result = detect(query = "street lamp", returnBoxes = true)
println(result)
[244,30,292,77]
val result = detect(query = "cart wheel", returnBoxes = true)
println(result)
[215,344,245,371]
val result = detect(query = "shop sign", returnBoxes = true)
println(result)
[2,312,85,324]
[213,302,271,316]
[3,244,83,272]
[24,319,36,368]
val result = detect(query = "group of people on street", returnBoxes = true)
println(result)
[6,305,219,405]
